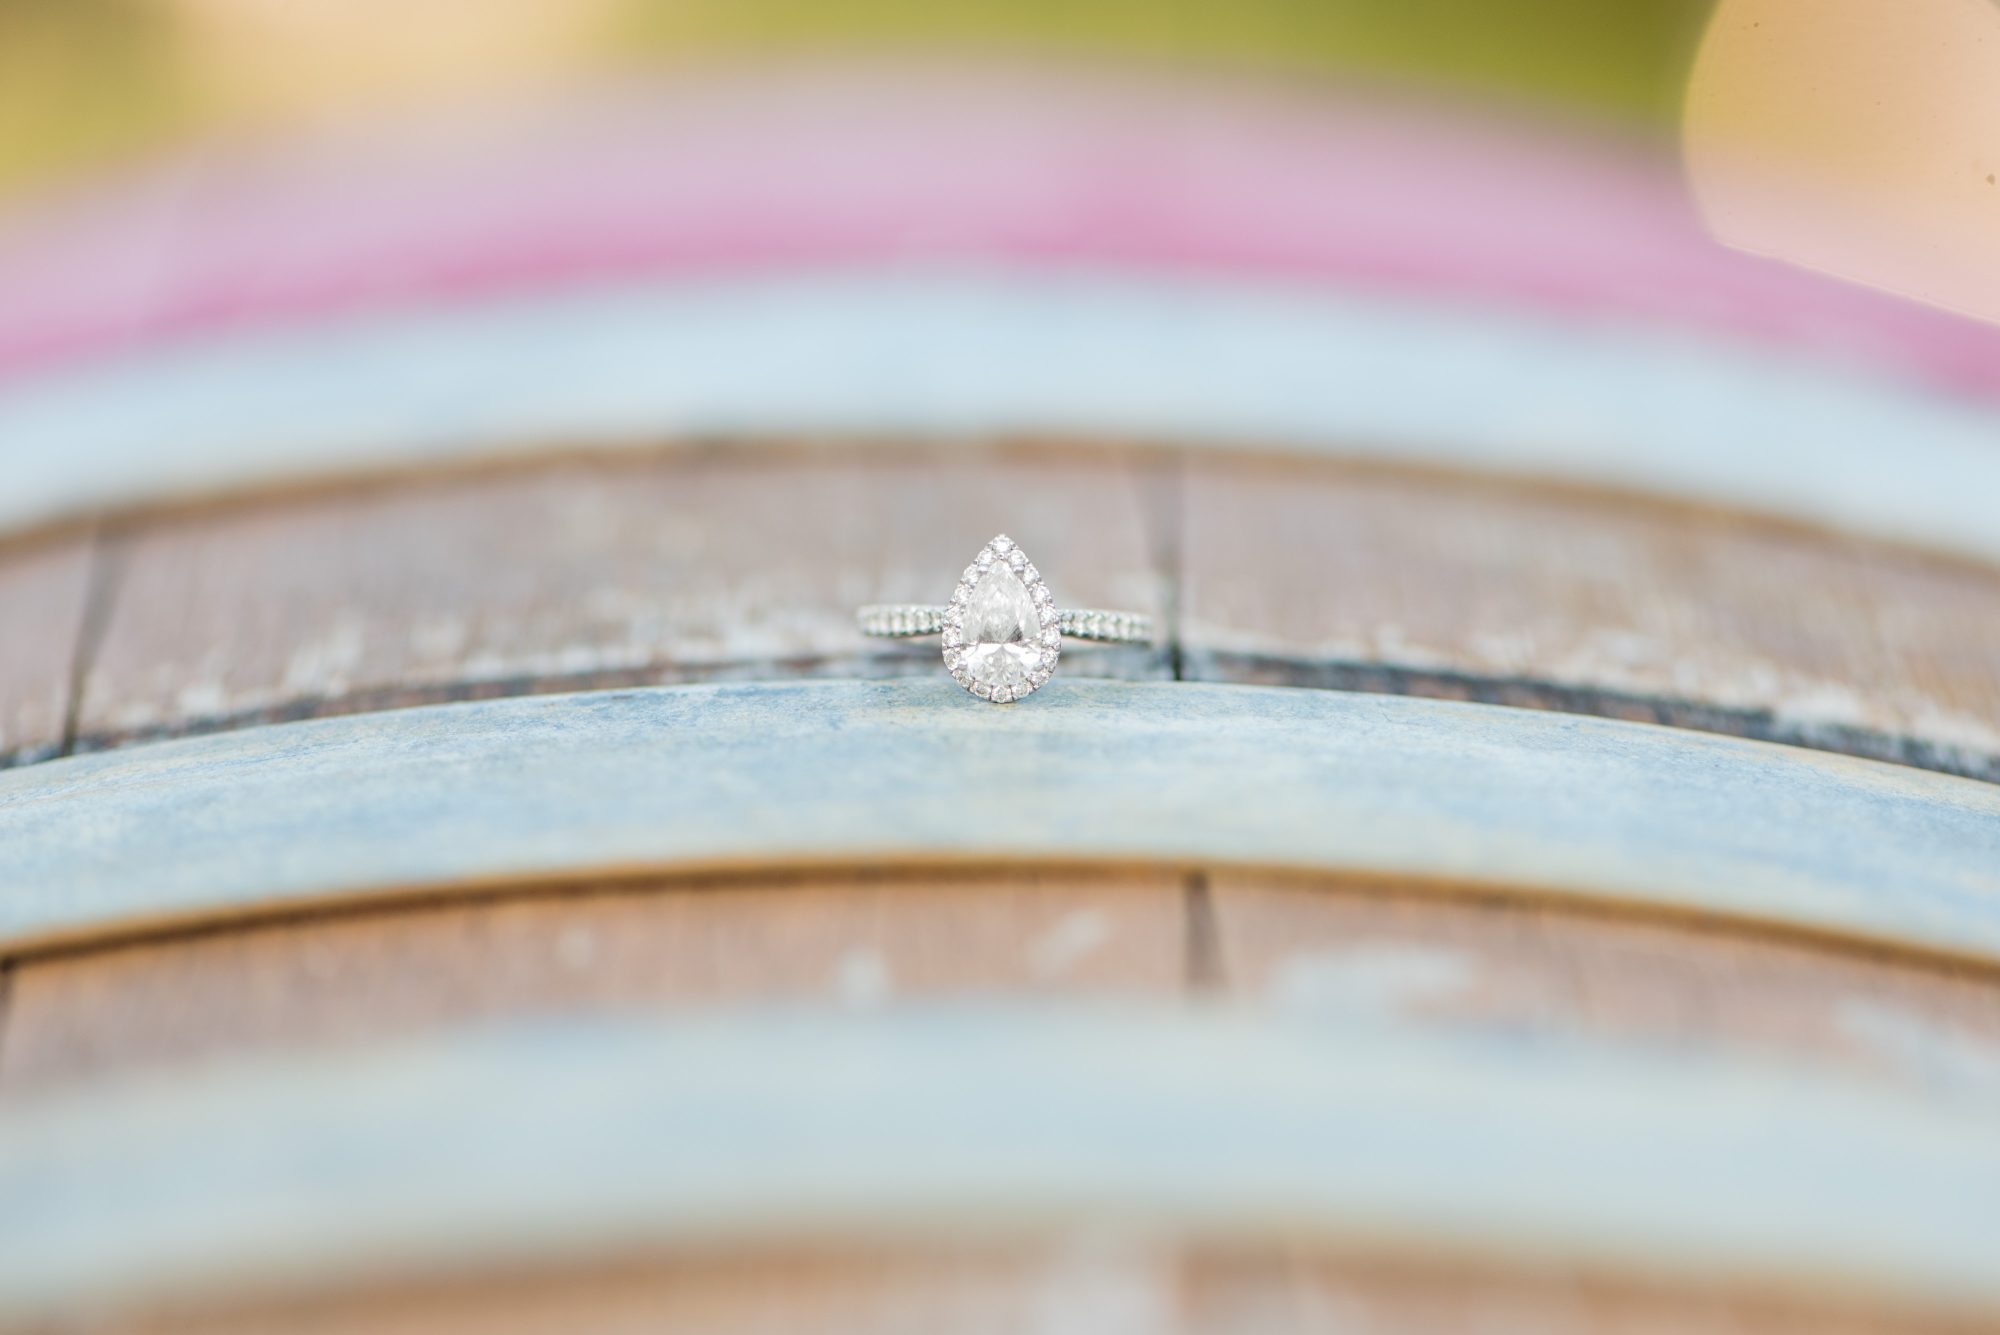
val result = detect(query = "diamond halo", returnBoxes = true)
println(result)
[943,535,1062,703]
[854,536,1154,704]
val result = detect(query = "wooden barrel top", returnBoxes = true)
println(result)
[3,62,1999,1335]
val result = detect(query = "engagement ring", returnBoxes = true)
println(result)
[857,535,1153,703]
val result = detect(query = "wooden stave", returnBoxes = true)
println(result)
[4,680,2000,970]
[0,440,1995,1325]
[1,287,1994,1332]
[10,861,2000,1327]
[59,1248,2000,1335]
[0,533,92,767]
[6,272,2000,565]
[3,639,2000,1327]
[8,865,2000,1107]
[8,1002,2000,1326]
[0,445,1996,784]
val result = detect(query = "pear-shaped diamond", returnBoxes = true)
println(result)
[962,566,1039,689]
[946,535,1060,701]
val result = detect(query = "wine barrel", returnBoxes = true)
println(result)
[3,65,2000,1335]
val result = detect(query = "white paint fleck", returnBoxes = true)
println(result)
[1268,944,1472,1019]
[1839,1000,2000,1100]
[456,642,654,683]
[408,616,469,663]
[1029,1239,1173,1335]
[1772,682,1874,729]
[1369,623,1451,669]
[554,924,598,973]
[107,699,167,730]
[457,651,512,681]
[1593,629,1662,668]
[834,948,893,1008]
[172,681,229,719]
[583,588,653,620]
[552,642,614,674]
[1029,909,1111,980]
[1467,628,1538,671]
[1906,702,2000,753]
[280,616,365,696]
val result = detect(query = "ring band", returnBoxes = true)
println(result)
[855,534,1153,703]
[856,605,1152,644]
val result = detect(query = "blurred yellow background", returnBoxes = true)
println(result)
[3,0,1994,320]
[0,0,1712,197]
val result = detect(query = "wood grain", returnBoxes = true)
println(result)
[0,868,1185,1091]
[72,447,1166,744]
[0,444,1978,781]
[1,439,1994,1331]
[1206,872,2000,1097]
[11,866,2000,1107]
[71,1248,1998,1335]
[9,682,2000,965]
[8,683,2000,967]
[9,1004,2000,1323]
[10,870,2000,1329]
[0,533,93,768]
[1179,456,2000,778]
[7,271,2000,565]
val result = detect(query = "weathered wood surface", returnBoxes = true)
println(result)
[6,1005,2000,1325]
[4,273,2000,560]
[1180,457,2000,775]
[0,869,1187,1091]
[15,448,1996,780]
[61,1248,2000,1335]
[3,682,1999,965]
[0,533,92,767]
[9,869,2000,1105]
[1209,873,2000,1096]
[2,68,1993,1335]
[72,450,1165,743]
[9,866,2000,1326]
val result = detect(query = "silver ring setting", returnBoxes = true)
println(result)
[857,535,1153,703]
